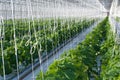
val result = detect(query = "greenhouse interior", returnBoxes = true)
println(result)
[0,0,120,80]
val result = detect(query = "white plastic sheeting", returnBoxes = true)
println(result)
[0,0,108,19]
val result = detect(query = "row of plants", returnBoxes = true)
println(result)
[36,17,110,80]
[101,45,120,79]
[0,18,95,76]
[100,19,120,79]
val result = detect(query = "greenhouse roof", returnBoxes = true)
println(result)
[0,0,120,18]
